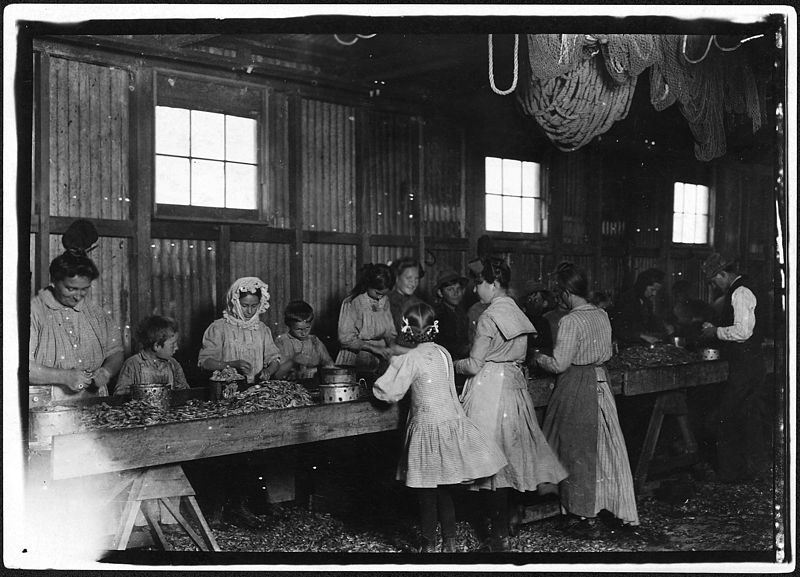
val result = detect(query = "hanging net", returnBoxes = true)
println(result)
[649,34,761,161]
[517,34,657,152]
[516,33,764,161]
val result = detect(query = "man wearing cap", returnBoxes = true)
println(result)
[522,281,554,354]
[433,268,471,360]
[700,253,770,482]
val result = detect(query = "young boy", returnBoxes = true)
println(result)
[274,300,335,381]
[114,315,189,528]
[115,315,190,396]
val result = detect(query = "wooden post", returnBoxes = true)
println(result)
[34,51,51,291]
[288,94,304,300]
[129,65,154,345]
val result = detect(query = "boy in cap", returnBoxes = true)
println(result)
[700,253,770,482]
[433,268,471,360]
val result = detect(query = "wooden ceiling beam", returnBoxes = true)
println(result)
[166,34,223,48]
[358,54,482,82]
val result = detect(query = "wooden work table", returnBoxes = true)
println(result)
[46,358,738,482]
[32,352,777,550]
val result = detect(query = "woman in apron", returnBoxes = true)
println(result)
[533,262,639,539]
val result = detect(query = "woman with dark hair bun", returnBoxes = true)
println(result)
[336,263,397,374]
[534,262,639,539]
[29,220,123,400]
[454,257,568,552]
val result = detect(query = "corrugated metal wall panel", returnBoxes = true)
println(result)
[265,92,291,228]
[422,118,464,239]
[29,233,36,294]
[49,57,130,219]
[229,241,291,336]
[149,239,217,364]
[552,152,592,245]
[369,246,417,269]
[302,243,358,354]
[505,252,550,292]
[301,99,357,233]
[361,111,417,236]
[599,256,629,299]
[49,234,132,354]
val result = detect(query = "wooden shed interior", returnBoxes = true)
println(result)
[19,14,788,383]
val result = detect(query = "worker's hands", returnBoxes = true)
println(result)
[228,360,253,374]
[89,366,111,389]
[293,352,312,370]
[63,368,94,392]
[700,322,717,339]
[365,343,392,360]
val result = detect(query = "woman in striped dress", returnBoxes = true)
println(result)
[336,263,397,375]
[454,257,568,552]
[374,302,507,553]
[533,262,639,538]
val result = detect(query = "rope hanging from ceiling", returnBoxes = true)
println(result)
[514,33,764,161]
[488,34,519,95]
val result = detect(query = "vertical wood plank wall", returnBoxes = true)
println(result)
[29,45,777,373]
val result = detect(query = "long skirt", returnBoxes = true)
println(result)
[460,362,568,491]
[543,364,639,525]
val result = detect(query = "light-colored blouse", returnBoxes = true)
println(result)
[198,318,281,383]
[29,287,123,400]
[336,292,396,369]
[537,303,612,374]
[454,295,533,376]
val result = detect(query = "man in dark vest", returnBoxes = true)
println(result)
[700,253,770,482]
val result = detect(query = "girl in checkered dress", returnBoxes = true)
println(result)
[373,302,507,553]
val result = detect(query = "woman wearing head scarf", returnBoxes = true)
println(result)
[198,276,281,384]
[192,277,282,530]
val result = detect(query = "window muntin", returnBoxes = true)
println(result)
[485,157,544,234]
[155,106,258,210]
[672,182,710,244]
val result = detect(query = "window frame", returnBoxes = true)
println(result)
[152,71,264,222]
[483,156,548,237]
[671,181,713,246]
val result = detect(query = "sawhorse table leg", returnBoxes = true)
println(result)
[634,389,700,493]
[111,464,219,552]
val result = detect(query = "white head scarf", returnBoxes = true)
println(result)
[222,277,271,330]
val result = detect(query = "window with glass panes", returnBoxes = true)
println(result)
[485,157,545,234]
[672,182,710,244]
[155,106,258,210]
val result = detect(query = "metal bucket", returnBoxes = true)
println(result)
[318,384,360,403]
[29,386,53,408]
[318,378,366,404]
[131,383,172,411]
[29,405,81,446]
[320,365,357,385]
